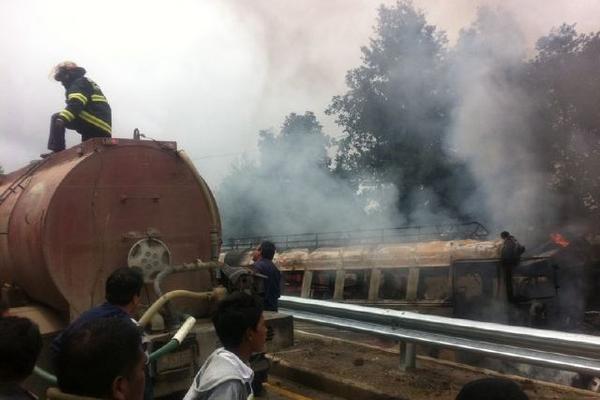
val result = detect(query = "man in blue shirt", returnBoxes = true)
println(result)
[253,241,281,311]
[51,267,144,359]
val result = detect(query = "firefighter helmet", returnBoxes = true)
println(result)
[51,61,86,81]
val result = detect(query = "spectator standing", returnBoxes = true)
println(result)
[183,292,267,400]
[253,241,281,311]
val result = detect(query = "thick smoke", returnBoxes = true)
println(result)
[217,112,402,239]
[448,8,560,239]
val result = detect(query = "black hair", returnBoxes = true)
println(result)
[456,378,528,400]
[501,231,511,239]
[0,316,42,382]
[259,241,276,260]
[57,317,143,398]
[212,292,263,349]
[105,267,144,306]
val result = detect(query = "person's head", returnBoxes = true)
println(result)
[501,231,510,239]
[259,241,276,261]
[52,61,86,86]
[212,292,267,356]
[252,244,262,263]
[456,378,528,400]
[0,316,42,384]
[57,318,145,400]
[105,267,144,312]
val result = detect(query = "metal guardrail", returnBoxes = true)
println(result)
[222,222,489,251]
[279,296,600,374]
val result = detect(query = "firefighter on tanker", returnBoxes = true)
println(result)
[43,62,111,157]
[500,230,525,301]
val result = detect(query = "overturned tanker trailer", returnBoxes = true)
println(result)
[0,137,292,397]
[222,226,600,330]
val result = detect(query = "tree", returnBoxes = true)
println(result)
[327,1,476,222]
[526,25,600,224]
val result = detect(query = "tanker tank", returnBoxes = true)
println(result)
[0,137,221,319]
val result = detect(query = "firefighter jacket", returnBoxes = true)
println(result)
[57,77,112,136]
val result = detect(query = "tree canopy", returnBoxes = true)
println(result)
[327,1,476,223]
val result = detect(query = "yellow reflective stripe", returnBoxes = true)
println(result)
[59,109,75,122]
[80,111,111,134]
[91,94,107,102]
[67,93,88,105]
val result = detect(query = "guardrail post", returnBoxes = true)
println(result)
[399,341,416,371]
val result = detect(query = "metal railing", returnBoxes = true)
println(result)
[279,296,600,374]
[222,222,489,251]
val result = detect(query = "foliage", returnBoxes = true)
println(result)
[327,1,476,222]
[526,25,600,222]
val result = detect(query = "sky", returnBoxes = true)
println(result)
[1,0,599,188]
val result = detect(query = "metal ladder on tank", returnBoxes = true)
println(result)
[0,159,48,206]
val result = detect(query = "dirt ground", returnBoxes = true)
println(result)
[270,333,600,400]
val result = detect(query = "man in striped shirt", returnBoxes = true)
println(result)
[44,61,112,156]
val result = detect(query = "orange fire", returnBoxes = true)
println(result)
[550,233,570,247]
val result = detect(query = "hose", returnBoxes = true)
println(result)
[149,315,196,362]
[138,289,213,328]
[34,365,57,385]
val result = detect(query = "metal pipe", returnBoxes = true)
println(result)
[153,260,223,298]
[399,342,416,371]
[279,296,600,358]
[138,290,212,328]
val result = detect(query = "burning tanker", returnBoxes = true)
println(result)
[222,226,600,330]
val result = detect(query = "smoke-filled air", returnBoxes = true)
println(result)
[220,2,600,241]
[1,1,600,241]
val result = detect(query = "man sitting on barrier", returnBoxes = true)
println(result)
[0,316,43,400]
[184,292,267,400]
[55,317,146,400]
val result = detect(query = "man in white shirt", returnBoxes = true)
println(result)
[184,293,267,400]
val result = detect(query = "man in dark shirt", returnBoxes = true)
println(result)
[56,318,146,400]
[500,231,525,302]
[0,316,43,400]
[51,267,144,358]
[253,241,281,311]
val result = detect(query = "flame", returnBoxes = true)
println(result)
[550,233,570,247]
